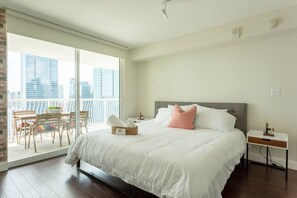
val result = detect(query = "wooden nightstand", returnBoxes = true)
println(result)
[246,130,288,180]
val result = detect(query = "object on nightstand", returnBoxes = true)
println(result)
[139,112,144,120]
[263,122,274,137]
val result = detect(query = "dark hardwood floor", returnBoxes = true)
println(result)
[0,156,296,198]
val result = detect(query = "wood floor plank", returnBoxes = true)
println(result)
[15,166,59,198]
[22,156,123,197]
[25,159,111,198]
[21,162,89,198]
[79,162,156,198]
[222,164,296,198]
[54,174,98,198]
[222,185,267,198]
[68,170,116,198]
[0,188,7,198]
[41,177,85,198]
[77,171,128,198]
[0,172,23,198]
[8,169,40,198]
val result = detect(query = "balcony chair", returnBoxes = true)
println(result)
[28,113,68,152]
[12,110,35,145]
[64,111,89,136]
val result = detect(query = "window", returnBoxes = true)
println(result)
[80,50,120,128]
[7,33,121,162]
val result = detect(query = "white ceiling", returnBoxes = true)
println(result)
[1,0,297,48]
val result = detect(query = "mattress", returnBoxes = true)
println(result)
[65,120,246,198]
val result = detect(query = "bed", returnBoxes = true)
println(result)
[65,101,247,198]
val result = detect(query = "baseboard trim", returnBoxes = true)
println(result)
[8,148,68,168]
[247,152,297,170]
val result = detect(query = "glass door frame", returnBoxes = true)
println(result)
[7,34,123,167]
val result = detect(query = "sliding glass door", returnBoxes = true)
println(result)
[7,33,76,162]
[79,50,120,132]
[6,33,121,165]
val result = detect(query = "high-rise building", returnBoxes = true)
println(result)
[80,81,93,98]
[69,79,93,99]
[22,54,58,99]
[93,67,119,99]
[92,67,119,123]
[69,78,75,99]
[113,69,119,98]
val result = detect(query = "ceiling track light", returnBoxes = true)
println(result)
[162,0,171,19]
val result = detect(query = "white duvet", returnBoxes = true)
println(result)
[65,120,246,198]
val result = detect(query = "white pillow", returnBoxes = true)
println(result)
[195,105,227,112]
[194,105,236,132]
[168,104,195,112]
[154,107,171,125]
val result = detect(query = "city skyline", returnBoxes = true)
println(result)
[8,52,120,99]
[6,33,121,137]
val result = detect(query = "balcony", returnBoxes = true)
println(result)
[7,98,119,162]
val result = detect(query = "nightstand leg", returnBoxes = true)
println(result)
[286,149,288,181]
[77,160,80,168]
[266,147,268,166]
[246,143,249,169]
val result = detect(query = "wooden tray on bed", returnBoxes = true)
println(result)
[111,126,138,135]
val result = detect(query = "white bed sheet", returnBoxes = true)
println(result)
[65,120,246,198]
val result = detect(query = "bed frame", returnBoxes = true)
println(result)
[155,101,247,134]
[77,101,247,197]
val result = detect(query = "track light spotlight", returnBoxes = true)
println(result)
[162,0,171,19]
[162,8,168,19]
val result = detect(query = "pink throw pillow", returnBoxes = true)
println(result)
[168,104,197,130]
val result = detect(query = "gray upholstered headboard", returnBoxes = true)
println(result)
[155,101,247,134]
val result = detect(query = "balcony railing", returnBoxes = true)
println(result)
[7,98,119,138]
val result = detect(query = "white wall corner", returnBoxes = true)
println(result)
[247,151,297,171]
[0,161,8,172]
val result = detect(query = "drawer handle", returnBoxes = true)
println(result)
[262,138,271,141]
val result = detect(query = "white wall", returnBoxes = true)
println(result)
[122,56,138,119]
[137,32,297,169]
[134,5,297,169]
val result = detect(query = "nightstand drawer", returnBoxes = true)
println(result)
[248,137,287,148]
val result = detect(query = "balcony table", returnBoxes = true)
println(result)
[13,112,70,149]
